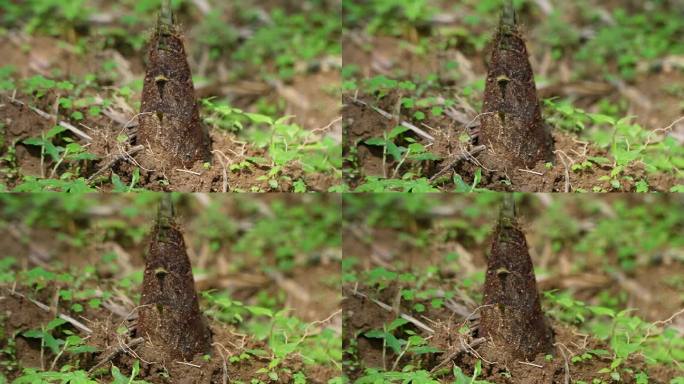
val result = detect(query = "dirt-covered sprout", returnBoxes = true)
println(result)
[137,0,211,168]
[479,0,554,169]
[479,194,554,360]
[137,195,212,360]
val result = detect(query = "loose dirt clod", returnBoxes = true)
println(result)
[137,0,212,168]
[479,0,554,169]
[479,195,554,361]
[137,195,212,361]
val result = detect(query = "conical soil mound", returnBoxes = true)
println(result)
[138,12,211,168]
[479,197,553,361]
[137,197,212,360]
[479,4,554,169]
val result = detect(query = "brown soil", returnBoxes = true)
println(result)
[342,286,681,384]
[0,195,342,382]
[342,10,684,192]
[0,94,335,192]
[343,92,678,192]
[0,18,341,192]
[341,195,684,382]
[0,290,59,377]
[0,289,330,383]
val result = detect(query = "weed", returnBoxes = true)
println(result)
[343,0,436,36]
[354,176,439,192]
[234,6,340,80]
[576,8,684,79]
[111,360,151,384]
[545,98,684,190]
[12,367,97,384]
[203,98,342,190]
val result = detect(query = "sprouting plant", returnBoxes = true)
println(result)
[22,317,98,371]
[355,368,440,384]
[452,360,492,384]
[22,75,74,99]
[232,6,340,80]
[12,367,97,384]
[111,168,143,192]
[0,66,16,91]
[343,0,436,35]
[12,177,95,192]
[111,360,151,384]
[201,290,274,325]
[365,125,440,180]
[364,318,410,359]
[453,168,485,193]
[202,98,341,190]
[575,8,684,79]
[544,98,684,190]
[18,125,97,187]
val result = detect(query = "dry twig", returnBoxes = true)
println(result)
[87,145,144,182]
[429,337,486,373]
[88,337,144,373]
[6,96,93,142]
[4,289,93,334]
[348,289,434,334]
[429,145,486,182]
[348,97,435,141]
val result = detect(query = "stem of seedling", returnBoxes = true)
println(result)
[39,134,45,178]
[50,339,69,371]
[39,328,45,370]
[382,134,387,178]
[49,147,69,179]
[381,325,387,371]
[391,339,411,371]
[392,146,411,179]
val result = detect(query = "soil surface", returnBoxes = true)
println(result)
[342,1,684,192]
[0,0,342,193]
[0,194,342,382]
[341,194,684,383]
[342,286,680,384]
[343,91,677,192]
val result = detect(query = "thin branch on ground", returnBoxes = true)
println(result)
[175,361,202,368]
[429,337,486,373]
[555,343,571,384]
[429,145,486,182]
[87,144,145,182]
[348,289,435,334]
[554,150,572,192]
[4,289,93,334]
[348,96,436,142]
[214,343,229,384]
[645,307,684,339]
[6,95,93,142]
[212,150,230,192]
[88,337,144,373]
[517,361,544,368]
